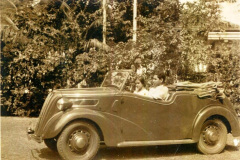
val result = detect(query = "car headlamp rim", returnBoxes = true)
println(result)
[57,98,65,105]
[57,98,99,110]
[57,98,72,111]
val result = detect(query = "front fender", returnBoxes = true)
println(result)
[42,108,123,146]
[192,106,240,141]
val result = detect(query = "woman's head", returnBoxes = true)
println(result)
[135,77,145,91]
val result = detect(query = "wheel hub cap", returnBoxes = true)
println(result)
[69,130,90,152]
[203,126,219,145]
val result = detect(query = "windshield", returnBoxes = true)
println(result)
[101,71,130,90]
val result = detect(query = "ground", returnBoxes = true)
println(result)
[1,117,240,160]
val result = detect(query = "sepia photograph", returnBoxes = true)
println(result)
[1,0,240,159]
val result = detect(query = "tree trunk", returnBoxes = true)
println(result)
[103,0,107,44]
[133,0,137,42]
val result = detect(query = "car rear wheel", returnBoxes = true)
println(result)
[57,121,100,160]
[44,138,57,151]
[197,119,227,154]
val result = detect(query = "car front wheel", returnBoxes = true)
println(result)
[57,121,100,160]
[197,119,227,154]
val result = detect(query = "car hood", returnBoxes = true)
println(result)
[53,87,119,97]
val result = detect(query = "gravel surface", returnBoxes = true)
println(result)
[1,117,240,160]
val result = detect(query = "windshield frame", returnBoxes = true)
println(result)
[101,70,131,91]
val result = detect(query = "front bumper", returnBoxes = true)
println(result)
[27,123,43,143]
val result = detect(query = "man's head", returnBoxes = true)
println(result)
[152,71,166,87]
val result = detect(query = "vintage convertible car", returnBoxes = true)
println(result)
[27,70,240,160]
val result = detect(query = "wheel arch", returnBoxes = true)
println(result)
[192,106,240,141]
[62,118,104,142]
[206,115,231,133]
[43,108,123,146]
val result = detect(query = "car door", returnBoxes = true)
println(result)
[119,92,195,141]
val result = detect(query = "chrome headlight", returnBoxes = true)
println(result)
[57,98,73,111]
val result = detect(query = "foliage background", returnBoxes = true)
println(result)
[1,0,240,116]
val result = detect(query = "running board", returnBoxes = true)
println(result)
[117,139,196,147]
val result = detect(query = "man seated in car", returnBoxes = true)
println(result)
[148,71,169,100]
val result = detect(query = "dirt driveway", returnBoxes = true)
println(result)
[1,117,240,160]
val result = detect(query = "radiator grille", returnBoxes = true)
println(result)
[35,92,54,134]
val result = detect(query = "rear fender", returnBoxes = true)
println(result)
[42,108,123,146]
[192,106,240,141]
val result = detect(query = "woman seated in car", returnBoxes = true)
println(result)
[134,77,148,96]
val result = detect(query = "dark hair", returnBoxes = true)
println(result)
[136,77,146,87]
[154,71,166,83]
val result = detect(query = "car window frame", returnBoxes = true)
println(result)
[101,70,131,91]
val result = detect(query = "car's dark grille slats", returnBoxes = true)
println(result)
[35,93,54,134]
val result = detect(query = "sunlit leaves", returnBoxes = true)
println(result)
[1,0,104,116]
[1,0,239,116]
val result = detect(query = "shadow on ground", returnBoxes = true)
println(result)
[31,148,61,160]
[225,145,239,152]
[35,144,239,160]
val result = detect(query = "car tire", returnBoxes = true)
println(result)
[44,138,58,151]
[57,121,100,160]
[197,119,227,154]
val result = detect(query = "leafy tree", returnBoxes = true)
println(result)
[110,0,233,83]
[1,0,239,116]
[109,0,181,85]
[0,0,19,31]
[1,0,106,116]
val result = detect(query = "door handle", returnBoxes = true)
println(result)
[111,100,119,112]
[121,98,124,104]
